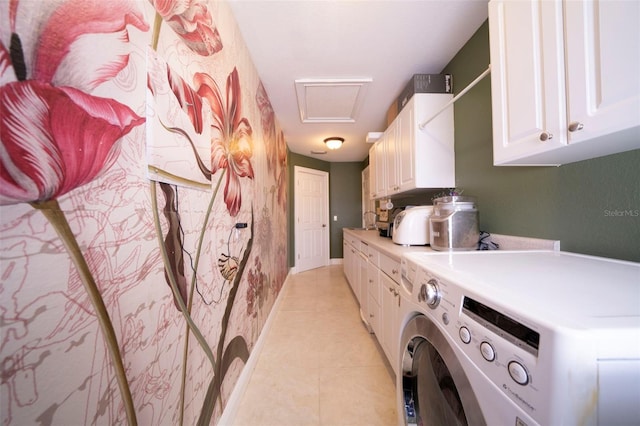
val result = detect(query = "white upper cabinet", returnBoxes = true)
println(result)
[368,144,377,199]
[369,93,455,199]
[398,99,415,191]
[369,135,386,199]
[405,94,455,190]
[564,1,640,145]
[384,119,400,195]
[489,0,567,164]
[489,0,640,166]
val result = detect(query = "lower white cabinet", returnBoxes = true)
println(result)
[342,239,356,293]
[357,248,369,325]
[380,271,399,371]
[343,232,401,374]
[367,262,380,336]
[378,255,401,374]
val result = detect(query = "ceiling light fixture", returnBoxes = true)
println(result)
[324,137,344,150]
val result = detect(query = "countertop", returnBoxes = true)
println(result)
[343,228,435,260]
[342,228,560,261]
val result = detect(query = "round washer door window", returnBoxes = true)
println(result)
[401,316,486,426]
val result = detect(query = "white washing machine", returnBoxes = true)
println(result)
[397,250,640,426]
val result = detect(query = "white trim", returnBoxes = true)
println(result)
[217,269,293,425]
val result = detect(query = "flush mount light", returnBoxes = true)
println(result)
[324,137,344,150]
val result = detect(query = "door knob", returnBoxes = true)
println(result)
[322,224,326,227]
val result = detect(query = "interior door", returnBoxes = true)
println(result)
[294,166,329,272]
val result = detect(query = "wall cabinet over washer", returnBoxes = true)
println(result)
[369,93,455,199]
[489,0,640,166]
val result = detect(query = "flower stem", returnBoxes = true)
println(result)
[151,12,162,51]
[149,182,216,369]
[178,170,225,425]
[31,199,137,426]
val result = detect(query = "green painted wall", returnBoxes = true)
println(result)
[329,162,364,258]
[442,21,640,262]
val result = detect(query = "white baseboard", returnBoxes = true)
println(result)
[290,258,342,275]
[217,268,293,425]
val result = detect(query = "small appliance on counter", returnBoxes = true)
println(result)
[377,207,404,238]
[392,206,433,246]
[429,196,479,251]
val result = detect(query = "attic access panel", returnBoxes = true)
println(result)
[295,78,372,123]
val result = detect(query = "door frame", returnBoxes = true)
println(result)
[293,166,330,273]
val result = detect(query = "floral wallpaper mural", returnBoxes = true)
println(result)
[0,0,289,424]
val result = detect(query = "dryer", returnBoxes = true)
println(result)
[397,250,640,426]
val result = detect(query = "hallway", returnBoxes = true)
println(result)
[231,265,397,425]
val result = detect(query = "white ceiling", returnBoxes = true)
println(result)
[227,0,489,162]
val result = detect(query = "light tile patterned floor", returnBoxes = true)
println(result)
[231,265,397,426]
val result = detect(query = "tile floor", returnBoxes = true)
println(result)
[232,265,397,426]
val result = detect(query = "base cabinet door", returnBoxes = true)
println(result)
[380,272,399,374]
[358,251,368,320]
[367,261,380,336]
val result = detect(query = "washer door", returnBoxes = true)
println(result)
[401,315,486,426]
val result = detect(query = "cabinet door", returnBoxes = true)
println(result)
[358,252,368,313]
[384,119,400,195]
[489,0,567,164]
[564,0,640,145]
[343,239,355,292]
[371,139,386,199]
[367,264,380,336]
[342,240,349,281]
[380,272,398,373]
[398,100,415,191]
[412,94,455,188]
[368,145,377,199]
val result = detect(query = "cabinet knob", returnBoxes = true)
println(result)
[568,122,584,132]
[539,132,553,142]
[392,269,398,275]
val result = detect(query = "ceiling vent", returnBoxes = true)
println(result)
[295,78,372,123]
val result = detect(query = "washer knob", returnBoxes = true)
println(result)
[459,327,471,344]
[419,279,441,309]
[480,341,496,362]
[508,361,530,386]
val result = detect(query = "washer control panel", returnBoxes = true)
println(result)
[410,264,542,418]
[418,279,441,308]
